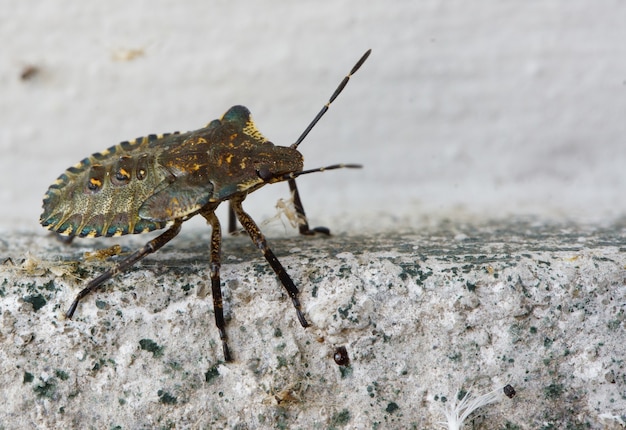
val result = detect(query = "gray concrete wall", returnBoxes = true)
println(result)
[2,1,626,231]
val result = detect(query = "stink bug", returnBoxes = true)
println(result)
[40,49,371,362]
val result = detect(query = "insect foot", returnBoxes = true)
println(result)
[41,49,371,362]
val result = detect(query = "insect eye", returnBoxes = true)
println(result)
[257,166,273,181]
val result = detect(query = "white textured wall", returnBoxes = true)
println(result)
[2,1,626,234]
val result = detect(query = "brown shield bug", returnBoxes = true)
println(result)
[40,50,371,362]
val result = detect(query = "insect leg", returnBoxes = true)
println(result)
[201,210,232,362]
[231,196,309,328]
[288,178,331,236]
[65,219,183,319]
[227,202,237,234]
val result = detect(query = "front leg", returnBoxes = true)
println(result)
[227,182,332,236]
[288,178,331,236]
[231,196,309,328]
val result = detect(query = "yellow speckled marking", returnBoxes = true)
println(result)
[243,120,266,142]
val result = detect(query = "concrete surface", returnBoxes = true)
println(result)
[1,218,625,428]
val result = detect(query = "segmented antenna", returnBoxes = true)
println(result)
[291,49,371,149]
[279,163,362,181]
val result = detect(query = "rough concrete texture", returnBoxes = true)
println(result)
[1,219,625,429]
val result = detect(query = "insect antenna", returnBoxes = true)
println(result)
[291,49,371,149]
[279,163,362,182]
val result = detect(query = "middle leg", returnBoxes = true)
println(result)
[201,210,232,362]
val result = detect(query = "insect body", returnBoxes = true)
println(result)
[40,50,371,362]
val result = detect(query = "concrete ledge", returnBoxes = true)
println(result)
[1,219,625,428]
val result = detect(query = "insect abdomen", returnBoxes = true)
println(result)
[41,133,182,237]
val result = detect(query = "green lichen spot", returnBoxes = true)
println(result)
[43,280,57,291]
[330,408,351,426]
[205,365,220,384]
[276,356,288,369]
[447,352,462,362]
[139,338,164,358]
[24,293,46,311]
[95,300,108,310]
[23,372,34,383]
[157,389,177,404]
[55,369,69,381]
[339,266,352,277]
[543,383,564,399]
[339,365,353,379]
[34,379,57,398]
[385,402,399,413]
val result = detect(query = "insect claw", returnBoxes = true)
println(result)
[65,300,79,319]
[295,307,309,328]
[223,342,232,363]
[311,226,331,235]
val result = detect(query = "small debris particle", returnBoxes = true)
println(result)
[503,384,516,398]
[333,346,350,366]
[84,244,122,261]
[20,65,40,80]
[112,48,145,62]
